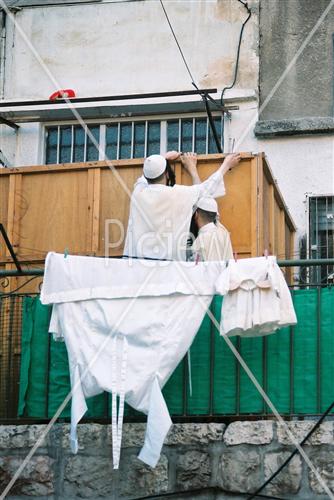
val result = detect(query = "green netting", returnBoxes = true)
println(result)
[18,288,334,418]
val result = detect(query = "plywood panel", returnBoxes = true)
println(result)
[0,176,9,260]
[19,170,89,257]
[0,154,296,267]
[195,159,253,256]
[100,165,142,256]
[273,201,281,257]
[262,172,271,254]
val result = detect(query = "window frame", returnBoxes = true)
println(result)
[42,111,224,165]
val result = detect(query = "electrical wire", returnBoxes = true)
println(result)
[221,0,251,151]
[159,0,196,87]
[159,0,223,153]
[248,399,334,499]
[220,0,252,107]
[133,486,286,500]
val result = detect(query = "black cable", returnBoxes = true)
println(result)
[247,399,334,499]
[159,0,224,153]
[203,93,223,153]
[159,0,196,86]
[221,0,251,150]
[220,0,252,107]
[133,485,286,500]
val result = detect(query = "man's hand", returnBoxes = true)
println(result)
[165,150,181,161]
[222,153,241,174]
[180,152,201,184]
[180,152,197,174]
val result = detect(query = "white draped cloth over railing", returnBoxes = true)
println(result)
[40,253,297,469]
[40,252,226,469]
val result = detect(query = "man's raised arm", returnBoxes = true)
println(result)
[180,152,241,198]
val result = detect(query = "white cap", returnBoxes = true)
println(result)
[197,197,218,213]
[143,155,166,179]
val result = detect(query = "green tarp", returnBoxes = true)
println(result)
[18,288,334,418]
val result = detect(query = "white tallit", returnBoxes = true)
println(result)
[216,256,297,337]
[40,252,225,469]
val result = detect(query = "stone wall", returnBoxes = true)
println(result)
[1,420,334,499]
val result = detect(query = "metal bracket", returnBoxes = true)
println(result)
[0,224,22,272]
[0,116,19,130]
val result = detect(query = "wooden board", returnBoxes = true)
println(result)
[0,153,296,293]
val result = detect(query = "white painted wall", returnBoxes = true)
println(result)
[3,0,259,99]
[257,135,334,246]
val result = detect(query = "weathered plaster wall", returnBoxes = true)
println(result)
[1,421,334,499]
[3,0,259,100]
[0,0,260,171]
[259,0,334,121]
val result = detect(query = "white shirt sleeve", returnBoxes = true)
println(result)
[133,175,148,192]
[197,168,225,199]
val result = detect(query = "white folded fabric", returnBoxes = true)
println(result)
[216,256,297,337]
[41,252,225,468]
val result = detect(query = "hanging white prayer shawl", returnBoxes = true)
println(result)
[216,256,297,337]
[41,252,225,469]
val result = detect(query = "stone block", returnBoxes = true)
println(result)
[166,423,225,446]
[0,456,54,496]
[309,451,334,494]
[62,423,107,450]
[277,421,333,445]
[107,423,147,448]
[0,425,49,449]
[175,450,211,490]
[223,421,273,446]
[264,451,302,495]
[119,453,168,498]
[64,455,114,498]
[218,449,262,493]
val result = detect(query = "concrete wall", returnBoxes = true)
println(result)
[256,0,334,250]
[258,0,334,121]
[1,421,334,499]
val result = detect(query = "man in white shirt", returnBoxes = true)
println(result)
[123,152,240,261]
[191,197,233,262]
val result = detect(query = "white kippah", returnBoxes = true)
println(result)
[143,155,166,179]
[197,197,218,213]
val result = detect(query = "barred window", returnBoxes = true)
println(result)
[45,125,100,164]
[45,115,224,164]
[308,195,334,284]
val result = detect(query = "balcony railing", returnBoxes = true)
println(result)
[1,260,334,423]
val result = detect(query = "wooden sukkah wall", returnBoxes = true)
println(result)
[0,152,296,417]
[0,152,295,287]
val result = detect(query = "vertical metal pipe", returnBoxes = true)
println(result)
[45,324,51,419]
[289,324,294,415]
[236,337,241,415]
[262,336,268,415]
[144,121,148,157]
[0,11,6,100]
[182,356,188,417]
[209,302,215,416]
[6,296,15,418]
[56,125,60,164]
[317,286,322,413]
